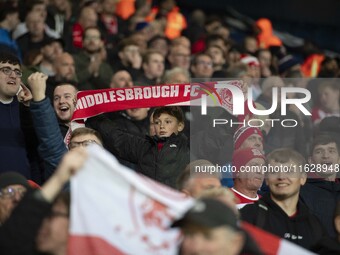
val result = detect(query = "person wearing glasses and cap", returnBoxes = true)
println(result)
[0,172,30,226]
[0,148,88,255]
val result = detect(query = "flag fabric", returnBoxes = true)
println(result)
[67,145,194,255]
[242,222,315,255]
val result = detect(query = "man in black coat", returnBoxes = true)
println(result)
[241,148,340,254]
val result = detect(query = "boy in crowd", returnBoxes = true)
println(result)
[88,106,189,188]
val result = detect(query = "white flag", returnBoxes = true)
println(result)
[68,145,194,255]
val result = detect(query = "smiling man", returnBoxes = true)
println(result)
[53,83,77,138]
[240,148,340,253]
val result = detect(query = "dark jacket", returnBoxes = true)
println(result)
[0,190,52,255]
[300,178,340,238]
[0,99,30,178]
[240,194,340,254]
[30,97,67,180]
[88,116,189,188]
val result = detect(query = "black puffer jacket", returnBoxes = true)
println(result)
[88,116,190,188]
[240,194,340,254]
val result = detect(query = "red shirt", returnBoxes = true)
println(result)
[231,187,260,209]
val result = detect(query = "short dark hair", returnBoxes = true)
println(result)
[152,106,184,123]
[117,38,139,52]
[192,53,212,66]
[142,49,163,64]
[70,127,103,144]
[311,135,339,155]
[0,51,21,66]
[0,1,18,23]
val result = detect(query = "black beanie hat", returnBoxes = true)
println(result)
[0,172,29,190]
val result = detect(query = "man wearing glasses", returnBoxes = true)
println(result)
[0,172,29,225]
[0,51,32,178]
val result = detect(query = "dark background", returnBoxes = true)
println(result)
[176,0,340,53]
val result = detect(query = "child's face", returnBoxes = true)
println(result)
[154,113,184,138]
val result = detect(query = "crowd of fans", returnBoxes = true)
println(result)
[0,0,340,254]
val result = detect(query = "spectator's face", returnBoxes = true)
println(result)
[185,177,221,198]
[41,43,56,62]
[168,46,190,70]
[26,14,45,37]
[54,54,75,81]
[36,200,69,254]
[266,161,306,200]
[154,113,183,137]
[244,37,258,54]
[110,70,133,88]
[0,62,21,101]
[126,108,149,121]
[8,12,20,30]
[236,158,265,191]
[79,8,97,29]
[0,184,27,224]
[206,46,225,67]
[143,53,164,79]
[149,39,168,57]
[310,142,340,176]
[120,45,140,63]
[83,29,103,54]
[52,41,63,57]
[69,134,102,150]
[258,51,271,68]
[32,3,47,19]
[239,134,264,152]
[53,85,77,123]
[319,87,340,112]
[181,225,243,255]
[191,55,214,78]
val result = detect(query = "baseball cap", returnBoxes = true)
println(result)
[0,172,30,190]
[171,198,240,231]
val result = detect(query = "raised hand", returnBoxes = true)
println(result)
[17,82,33,106]
[27,72,48,102]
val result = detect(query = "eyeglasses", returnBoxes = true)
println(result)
[0,67,23,78]
[68,139,98,150]
[0,187,27,199]
[47,211,69,220]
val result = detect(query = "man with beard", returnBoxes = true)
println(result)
[73,26,113,90]
[241,148,340,254]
